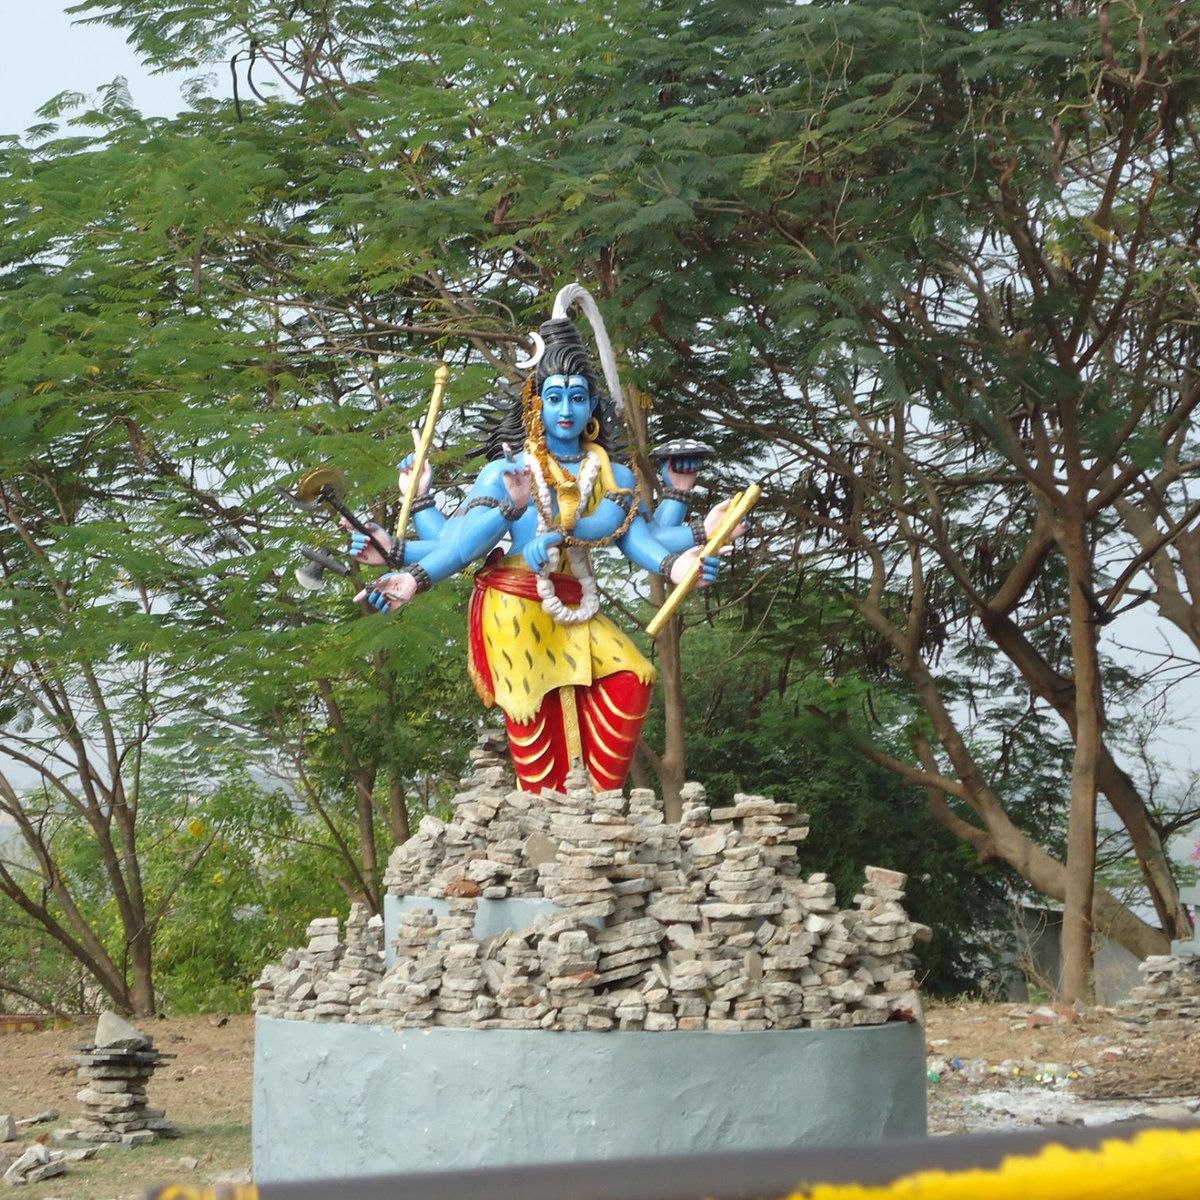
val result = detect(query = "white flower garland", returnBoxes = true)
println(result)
[529,452,602,625]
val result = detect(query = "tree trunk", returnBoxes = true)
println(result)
[317,679,381,913]
[982,608,1190,939]
[353,770,381,913]
[127,927,156,1019]
[654,607,688,821]
[1059,509,1101,1003]
[618,371,688,819]
[388,774,411,846]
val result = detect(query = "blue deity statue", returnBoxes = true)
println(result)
[349,302,742,793]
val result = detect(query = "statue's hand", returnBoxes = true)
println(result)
[500,444,533,512]
[703,498,748,542]
[343,519,393,565]
[360,571,419,614]
[397,452,434,497]
[670,547,723,588]
[661,455,705,493]
[523,531,563,575]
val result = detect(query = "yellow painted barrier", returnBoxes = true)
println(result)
[795,1128,1200,1199]
[146,1125,1200,1199]
[149,1187,257,1200]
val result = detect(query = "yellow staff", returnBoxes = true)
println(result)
[394,362,449,539]
[646,482,760,639]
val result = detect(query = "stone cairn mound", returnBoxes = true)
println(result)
[1117,953,1200,1026]
[254,736,930,1032]
[61,1012,179,1146]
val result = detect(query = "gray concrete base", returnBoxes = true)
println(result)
[253,1016,927,1182]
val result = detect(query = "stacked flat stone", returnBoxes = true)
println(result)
[308,904,386,1022]
[255,744,930,1032]
[361,906,444,1026]
[478,924,548,1029]
[66,1013,178,1146]
[253,914,352,1020]
[383,729,543,900]
[537,768,652,927]
[1118,954,1200,1025]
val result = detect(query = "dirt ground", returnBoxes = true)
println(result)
[0,1002,1197,1198]
[923,999,1200,1134]
[0,1014,253,1200]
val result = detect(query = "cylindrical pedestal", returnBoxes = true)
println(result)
[252,1015,926,1183]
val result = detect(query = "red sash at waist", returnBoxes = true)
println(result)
[473,561,582,604]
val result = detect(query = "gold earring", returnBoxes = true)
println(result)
[584,417,600,440]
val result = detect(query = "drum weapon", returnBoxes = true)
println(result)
[285,363,448,594]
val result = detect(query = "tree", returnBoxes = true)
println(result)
[12,0,1193,1008]
[62,0,756,817]
[0,62,486,1008]
[543,0,1200,997]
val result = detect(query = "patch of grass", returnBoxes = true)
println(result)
[49,1122,251,1200]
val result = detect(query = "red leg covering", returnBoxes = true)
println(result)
[505,689,571,795]
[577,671,654,792]
[505,672,653,795]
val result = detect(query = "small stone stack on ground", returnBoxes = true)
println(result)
[255,734,932,1033]
[64,1012,178,1146]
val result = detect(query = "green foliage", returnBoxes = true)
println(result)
[0,909,90,1015]
[15,761,352,1015]
[145,778,348,1014]
[2,0,1197,1012]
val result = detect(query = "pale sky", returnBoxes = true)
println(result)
[0,3,193,137]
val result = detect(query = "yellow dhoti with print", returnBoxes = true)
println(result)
[468,552,656,793]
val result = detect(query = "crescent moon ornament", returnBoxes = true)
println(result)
[515,331,545,371]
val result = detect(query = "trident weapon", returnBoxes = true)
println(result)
[346,362,448,605]
[645,483,761,639]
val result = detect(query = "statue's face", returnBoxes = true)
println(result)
[540,374,593,441]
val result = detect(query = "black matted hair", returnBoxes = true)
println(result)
[477,317,624,462]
